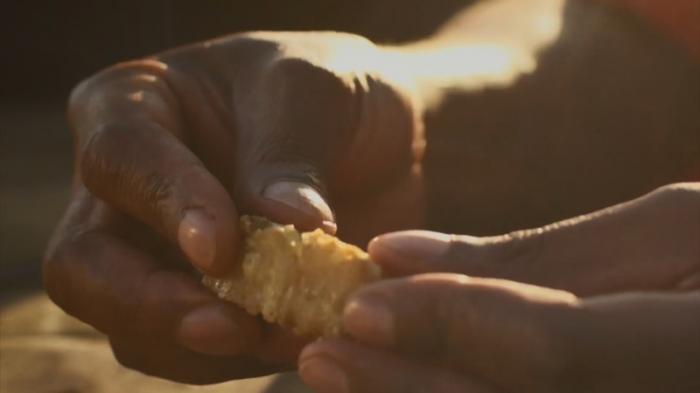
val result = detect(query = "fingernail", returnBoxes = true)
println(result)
[343,297,394,346]
[263,181,334,224]
[178,209,216,271]
[321,220,338,235]
[177,304,243,355]
[299,355,349,393]
[369,230,451,262]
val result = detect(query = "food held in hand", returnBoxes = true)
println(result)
[203,216,381,337]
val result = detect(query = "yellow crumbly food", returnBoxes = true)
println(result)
[202,216,381,337]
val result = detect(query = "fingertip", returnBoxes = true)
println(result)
[367,234,394,261]
[321,220,338,235]
[368,230,452,275]
[177,202,240,277]
[259,181,336,233]
[343,295,395,347]
[249,191,335,235]
[178,209,217,272]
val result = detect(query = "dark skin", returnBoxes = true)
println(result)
[43,32,422,384]
[44,0,699,388]
[301,182,700,393]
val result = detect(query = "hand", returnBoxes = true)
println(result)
[43,31,422,384]
[300,275,700,393]
[298,183,700,392]
[369,183,700,295]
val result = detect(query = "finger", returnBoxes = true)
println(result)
[43,206,261,356]
[369,183,700,295]
[343,274,579,391]
[299,339,497,393]
[110,337,285,384]
[233,57,354,234]
[344,274,700,392]
[70,59,238,274]
[233,53,417,235]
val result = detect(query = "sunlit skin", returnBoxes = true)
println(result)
[44,31,422,383]
[42,0,699,389]
[300,183,700,393]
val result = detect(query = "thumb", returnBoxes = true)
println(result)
[232,56,353,234]
[367,230,535,280]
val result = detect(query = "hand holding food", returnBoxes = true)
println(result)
[42,31,419,383]
[299,183,700,393]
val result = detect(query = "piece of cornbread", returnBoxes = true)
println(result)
[203,216,381,337]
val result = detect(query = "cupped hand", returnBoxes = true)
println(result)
[43,31,422,383]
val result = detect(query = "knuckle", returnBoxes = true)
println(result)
[248,56,359,167]
[654,182,700,210]
[653,183,700,272]
[79,123,132,191]
[69,59,168,111]
[270,55,351,86]
[264,56,357,111]
[68,75,97,117]
[497,229,548,274]
[442,235,485,265]
[69,59,172,141]
[79,122,183,231]
[446,230,547,279]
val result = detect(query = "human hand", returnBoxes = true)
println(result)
[300,274,700,393]
[299,183,700,392]
[43,31,422,383]
[369,183,700,295]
